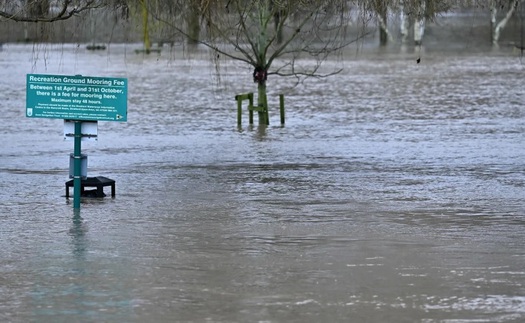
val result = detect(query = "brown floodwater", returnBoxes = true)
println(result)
[0,43,524,322]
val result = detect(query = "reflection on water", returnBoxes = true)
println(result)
[0,44,524,322]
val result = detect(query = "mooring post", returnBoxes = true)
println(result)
[264,95,269,125]
[248,93,254,125]
[236,95,242,126]
[73,121,82,209]
[237,92,276,126]
[279,94,285,124]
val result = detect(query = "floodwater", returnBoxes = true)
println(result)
[0,43,524,322]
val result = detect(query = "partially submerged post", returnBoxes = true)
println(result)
[279,94,285,125]
[235,92,284,126]
[236,93,253,126]
[73,121,82,208]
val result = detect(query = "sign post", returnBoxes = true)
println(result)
[26,74,128,209]
[73,121,82,209]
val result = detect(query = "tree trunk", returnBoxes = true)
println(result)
[90,10,96,46]
[187,3,200,44]
[490,0,497,45]
[414,0,426,46]
[491,0,522,47]
[378,5,388,46]
[141,0,151,52]
[255,1,270,125]
[24,22,29,42]
[400,1,409,43]
[257,82,268,125]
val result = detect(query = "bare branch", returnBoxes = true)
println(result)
[0,0,112,23]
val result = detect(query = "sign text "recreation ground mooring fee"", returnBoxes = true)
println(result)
[26,74,128,122]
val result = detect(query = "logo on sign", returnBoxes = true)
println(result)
[27,108,33,117]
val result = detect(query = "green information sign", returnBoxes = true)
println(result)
[26,74,127,121]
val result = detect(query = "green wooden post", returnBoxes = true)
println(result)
[236,95,242,126]
[279,94,285,124]
[264,94,269,125]
[248,93,254,125]
[73,121,82,209]
[235,93,256,126]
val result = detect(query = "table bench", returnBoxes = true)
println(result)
[65,176,115,198]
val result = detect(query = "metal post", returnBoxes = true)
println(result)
[279,94,285,125]
[73,121,82,209]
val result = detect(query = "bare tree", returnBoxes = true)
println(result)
[148,0,369,124]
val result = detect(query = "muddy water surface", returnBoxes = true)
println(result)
[0,44,524,322]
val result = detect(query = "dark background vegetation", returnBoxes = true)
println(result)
[1,7,524,53]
